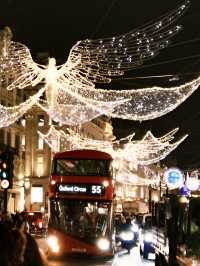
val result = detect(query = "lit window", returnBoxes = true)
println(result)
[38,115,45,127]
[38,135,44,150]
[31,186,43,203]
[21,135,25,146]
[37,156,44,177]
[140,187,144,198]
[21,117,26,127]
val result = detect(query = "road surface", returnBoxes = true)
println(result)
[37,238,154,266]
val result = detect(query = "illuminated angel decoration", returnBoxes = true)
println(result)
[123,129,188,165]
[38,125,187,166]
[0,0,194,126]
[38,125,188,186]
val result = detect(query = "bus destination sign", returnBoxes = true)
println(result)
[57,184,105,195]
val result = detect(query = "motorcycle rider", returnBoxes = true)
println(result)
[119,217,135,254]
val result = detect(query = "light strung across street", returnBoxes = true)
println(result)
[38,126,187,186]
[0,1,194,127]
[38,125,130,153]
[0,86,45,127]
[38,125,188,166]
[123,129,188,165]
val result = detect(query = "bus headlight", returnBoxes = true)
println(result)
[120,231,134,241]
[144,232,153,242]
[97,238,110,250]
[47,235,60,253]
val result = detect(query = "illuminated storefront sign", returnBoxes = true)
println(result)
[164,168,184,190]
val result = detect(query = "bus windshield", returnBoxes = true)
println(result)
[52,159,111,176]
[49,199,111,239]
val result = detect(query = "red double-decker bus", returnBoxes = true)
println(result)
[47,149,115,258]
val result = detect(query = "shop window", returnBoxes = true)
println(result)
[31,185,43,203]
[21,135,25,146]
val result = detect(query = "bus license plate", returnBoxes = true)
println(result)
[72,248,87,253]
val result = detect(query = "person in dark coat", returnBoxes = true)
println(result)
[14,214,45,266]
[0,222,16,266]
[23,232,45,266]
[12,228,27,266]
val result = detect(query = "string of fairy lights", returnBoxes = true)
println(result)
[0,0,197,188]
[38,125,187,174]
[0,86,46,127]
[0,1,192,127]
[37,125,190,186]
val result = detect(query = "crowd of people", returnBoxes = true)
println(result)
[0,211,45,266]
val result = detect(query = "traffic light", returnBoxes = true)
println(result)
[0,150,14,189]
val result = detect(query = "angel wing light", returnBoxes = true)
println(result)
[38,125,188,166]
[64,1,190,86]
[0,0,193,126]
[123,130,188,165]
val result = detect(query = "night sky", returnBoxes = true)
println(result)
[1,0,200,170]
